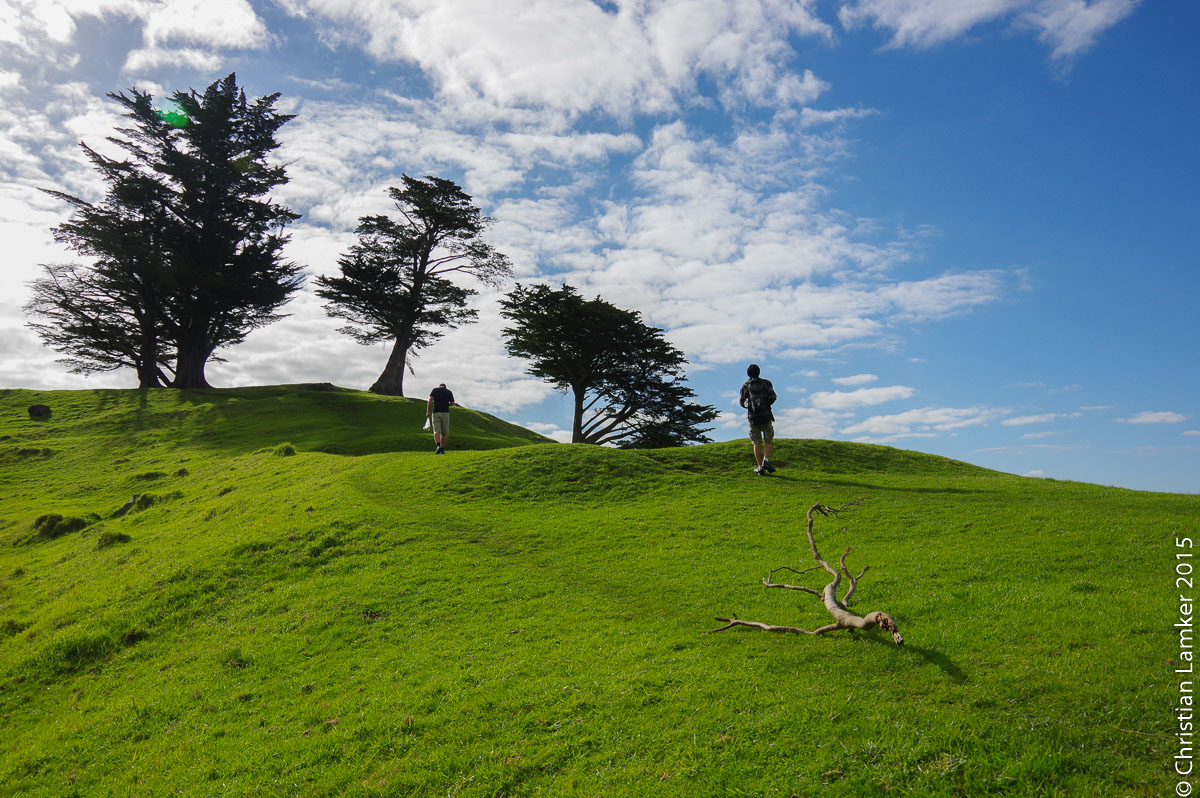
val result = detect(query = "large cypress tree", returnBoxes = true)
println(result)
[499,283,717,446]
[26,74,301,388]
[314,176,511,397]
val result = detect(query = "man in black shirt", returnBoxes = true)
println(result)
[738,364,777,475]
[426,383,457,454]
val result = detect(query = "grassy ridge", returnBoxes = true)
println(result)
[0,387,1189,796]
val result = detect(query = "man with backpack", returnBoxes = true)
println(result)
[739,364,777,475]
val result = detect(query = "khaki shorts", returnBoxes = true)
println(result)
[749,421,774,445]
[431,413,450,436]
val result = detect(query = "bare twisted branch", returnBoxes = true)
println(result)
[708,500,903,646]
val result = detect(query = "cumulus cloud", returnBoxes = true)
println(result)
[809,385,914,409]
[1,0,270,71]
[773,405,844,438]
[142,0,270,50]
[1115,410,1188,424]
[280,0,834,119]
[832,373,878,386]
[843,405,1006,441]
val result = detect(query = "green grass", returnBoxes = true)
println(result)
[0,385,1189,796]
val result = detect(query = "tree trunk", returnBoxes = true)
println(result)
[171,344,212,389]
[136,320,162,388]
[370,339,409,396]
[571,384,586,443]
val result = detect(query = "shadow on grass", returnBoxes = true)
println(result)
[808,477,992,496]
[860,633,968,682]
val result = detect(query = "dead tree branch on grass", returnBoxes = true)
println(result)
[708,502,904,646]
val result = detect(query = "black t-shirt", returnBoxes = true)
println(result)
[429,386,455,413]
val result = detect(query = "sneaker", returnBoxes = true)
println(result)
[753,464,766,475]
[762,459,776,473]
[435,445,444,454]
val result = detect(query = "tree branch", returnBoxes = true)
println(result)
[708,501,903,646]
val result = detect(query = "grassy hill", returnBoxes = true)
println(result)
[0,386,1189,796]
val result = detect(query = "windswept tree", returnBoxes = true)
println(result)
[314,176,512,396]
[25,73,302,388]
[499,283,717,446]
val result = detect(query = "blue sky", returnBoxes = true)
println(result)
[1,0,1196,493]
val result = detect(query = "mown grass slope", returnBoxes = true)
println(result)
[0,386,1189,796]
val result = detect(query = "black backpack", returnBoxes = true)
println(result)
[744,378,773,418]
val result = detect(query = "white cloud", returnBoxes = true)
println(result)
[142,0,270,50]
[1,0,270,68]
[799,106,878,128]
[1183,431,1200,437]
[520,421,570,442]
[810,384,913,409]
[1115,411,1188,425]
[832,373,877,386]
[843,405,1006,439]
[123,46,225,73]
[839,0,1028,49]
[280,0,833,118]
[1001,411,1081,426]
[1025,469,1048,477]
[837,0,1139,60]
[772,405,844,438]
[978,442,1080,454]
[879,270,1009,321]
[1023,0,1140,61]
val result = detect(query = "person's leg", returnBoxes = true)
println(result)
[750,426,765,471]
[432,414,449,452]
[761,424,775,472]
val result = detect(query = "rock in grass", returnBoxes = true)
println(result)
[28,404,51,419]
[111,496,139,518]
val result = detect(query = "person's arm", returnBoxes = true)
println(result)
[426,395,433,418]
[738,384,748,409]
[449,391,458,407]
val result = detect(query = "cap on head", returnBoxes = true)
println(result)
[746,364,760,378]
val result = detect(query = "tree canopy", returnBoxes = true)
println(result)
[314,176,511,396]
[25,73,301,388]
[499,283,717,446]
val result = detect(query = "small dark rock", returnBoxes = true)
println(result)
[28,404,51,419]
[111,496,139,518]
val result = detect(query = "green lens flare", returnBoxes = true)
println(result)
[153,104,190,128]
